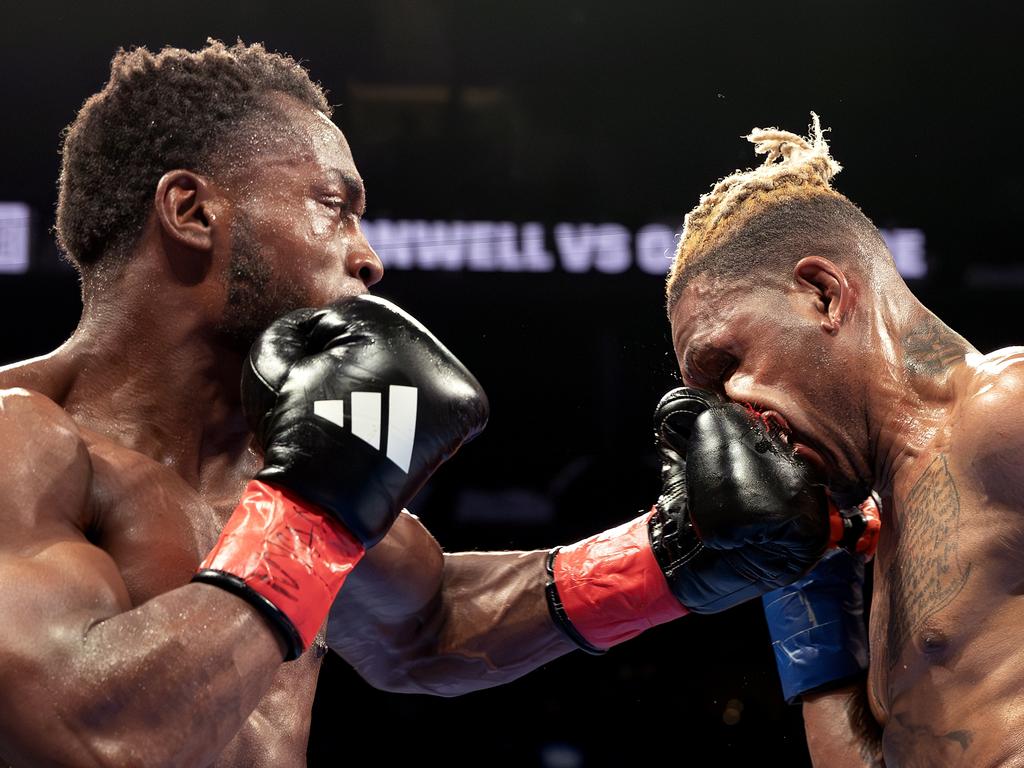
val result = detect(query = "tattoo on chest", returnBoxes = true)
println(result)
[886,712,973,766]
[886,455,972,670]
[902,317,969,378]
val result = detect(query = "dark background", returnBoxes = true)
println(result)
[2,1,1022,765]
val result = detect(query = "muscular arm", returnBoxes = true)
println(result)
[0,390,285,768]
[803,683,885,768]
[327,512,576,696]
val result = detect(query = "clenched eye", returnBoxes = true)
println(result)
[686,346,738,391]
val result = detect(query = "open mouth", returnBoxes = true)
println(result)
[744,402,830,478]
[744,403,791,442]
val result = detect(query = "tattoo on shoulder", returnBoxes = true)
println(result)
[902,316,969,378]
[886,455,972,670]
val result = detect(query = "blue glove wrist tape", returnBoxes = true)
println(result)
[762,548,869,703]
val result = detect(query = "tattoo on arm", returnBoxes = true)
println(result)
[902,316,970,378]
[886,455,972,670]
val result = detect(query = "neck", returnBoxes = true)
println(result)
[59,267,254,488]
[862,288,974,497]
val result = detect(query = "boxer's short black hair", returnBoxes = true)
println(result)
[56,39,331,273]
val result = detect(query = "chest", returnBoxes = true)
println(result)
[867,451,1024,721]
[87,452,233,605]
[875,455,973,657]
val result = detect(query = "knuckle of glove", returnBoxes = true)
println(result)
[653,387,724,454]
[684,402,830,564]
[323,296,491,439]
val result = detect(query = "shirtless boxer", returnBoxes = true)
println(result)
[666,115,1024,767]
[0,42,857,767]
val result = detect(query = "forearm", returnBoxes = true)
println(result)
[3,582,283,768]
[328,507,696,695]
[394,549,572,695]
[803,683,885,768]
[329,538,573,696]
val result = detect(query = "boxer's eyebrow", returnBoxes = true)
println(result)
[325,169,367,215]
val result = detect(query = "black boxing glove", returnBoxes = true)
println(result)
[195,295,488,659]
[545,387,836,653]
[242,294,489,545]
[648,387,831,612]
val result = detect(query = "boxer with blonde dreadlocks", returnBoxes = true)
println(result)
[668,114,1024,767]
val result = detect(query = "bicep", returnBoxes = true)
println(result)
[0,390,128,635]
[0,537,132,652]
[0,391,140,755]
[326,512,445,669]
[0,539,145,765]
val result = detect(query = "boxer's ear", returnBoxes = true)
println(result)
[794,256,852,335]
[154,169,220,284]
[155,170,215,249]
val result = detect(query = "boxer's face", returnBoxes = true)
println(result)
[213,94,383,348]
[670,273,869,493]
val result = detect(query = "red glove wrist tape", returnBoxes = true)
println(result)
[552,510,688,650]
[197,479,365,657]
[827,495,882,560]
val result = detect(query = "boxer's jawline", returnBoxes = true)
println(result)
[902,315,971,379]
[885,454,972,674]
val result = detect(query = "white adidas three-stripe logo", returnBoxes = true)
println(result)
[312,386,419,473]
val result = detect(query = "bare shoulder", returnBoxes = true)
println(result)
[0,386,89,463]
[0,387,93,545]
[960,347,1024,420]
[954,348,1024,502]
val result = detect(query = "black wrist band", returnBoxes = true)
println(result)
[544,547,606,656]
[835,506,869,553]
[193,569,304,661]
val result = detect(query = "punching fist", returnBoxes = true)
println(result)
[649,387,832,612]
[546,386,849,653]
[243,294,490,545]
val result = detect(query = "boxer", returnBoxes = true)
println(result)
[666,114,1024,766]
[0,42,859,767]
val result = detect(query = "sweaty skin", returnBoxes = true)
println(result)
[0,94,571,768]
[671,263,1024,768]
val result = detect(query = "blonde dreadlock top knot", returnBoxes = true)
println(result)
[747,113,841,180]
[668,113,845,296]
